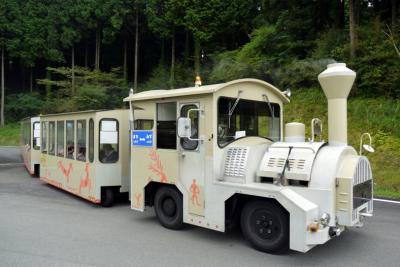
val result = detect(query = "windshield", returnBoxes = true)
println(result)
[217,97,280,147]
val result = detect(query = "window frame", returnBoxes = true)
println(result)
[66,120,75,159]
[56,120,65,157]
[32,122,40,150]
[179,103,199,151]
[216,96,280,148]
[48,121,56,155]
[98,118,119,164]
[41,121,48,154]
[89,118,94,163]
[76,119,87,162]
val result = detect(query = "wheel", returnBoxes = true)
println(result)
[154,186,184,230]
[240,200,289,254]
[101,188,115,207]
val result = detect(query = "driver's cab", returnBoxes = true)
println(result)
[124,79,289,219]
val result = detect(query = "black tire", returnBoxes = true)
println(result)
[101,188,115,207]
[154,186,184,230]
[241,200,289,254]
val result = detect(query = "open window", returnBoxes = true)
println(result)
[41,122,47,153]
[33,122,40,150]
[48,121,55,155]
[66,120,74,159]
[57,121,64,157]
[76,120,87,162]
[99,119,119,163]
[156,102,176,149]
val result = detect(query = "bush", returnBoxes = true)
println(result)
[5,92,44,122]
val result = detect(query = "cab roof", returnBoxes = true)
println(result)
[123,78,289,103]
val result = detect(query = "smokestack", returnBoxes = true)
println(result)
[318,63,356,146]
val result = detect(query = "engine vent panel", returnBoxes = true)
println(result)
[224,147,249,177]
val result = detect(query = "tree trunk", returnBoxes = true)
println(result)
[29,67,33,92]
[123,39,128,82]
[95,28,101,70]
[133,6,139,92]
[336,0,345,29]
[393,0,397,28]
[170,29,175,89]
[71,46,75,96]
[349,0,357,59]
[84,41,88,68]
[1,47,4,127]
[184,31,190,66]
[194,37,200,75]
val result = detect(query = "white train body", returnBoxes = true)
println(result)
[125,63,373,253]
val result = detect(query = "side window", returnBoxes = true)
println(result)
[41,122,47,153]
[76,120,87,162]
[66,120,75,159]
[57,121,64,157]
[99,119,119,163]
[134,119,153,130]
[89,119,94,163]
[180,104,199,150]
[33,122,40,150]
[157,102,177,149]
[48,121,55,155]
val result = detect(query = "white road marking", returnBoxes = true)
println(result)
[0,163,24,166]
[373,198,400,204]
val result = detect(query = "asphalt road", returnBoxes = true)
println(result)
[0,147,399,267]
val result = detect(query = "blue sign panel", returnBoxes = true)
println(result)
[132,131,153,147]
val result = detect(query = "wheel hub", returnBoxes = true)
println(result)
[252,210,280,240]
[162,197,176,217]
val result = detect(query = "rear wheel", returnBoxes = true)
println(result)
[154,186,184,230]
[241,200,289,254]
[101,188,115,207]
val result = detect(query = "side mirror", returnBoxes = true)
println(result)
[177,117,191,138]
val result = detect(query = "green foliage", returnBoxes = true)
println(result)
[37,67,128,112]
[5,92,43,122]
[285,88,400,199]
[0,123,19,146]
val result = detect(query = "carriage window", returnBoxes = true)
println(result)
[217,97,281,147]
[66,120,74,159]
[157,102,176,149]
[99,119,119,163]
[134,119,153,130]
[41,122,47,153]
[180,104,199,150]
[57,121,64,157]
[76,120,87,162]
[89,119,94,163]
[33,122,40,150]
[48,121,55,155]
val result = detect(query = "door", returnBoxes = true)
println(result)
[179,102,205,217]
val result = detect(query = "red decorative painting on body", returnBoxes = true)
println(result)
[132,193,142,209]
[79,163,92,194]
[58,161,73,182]
[148,149,168,183]
[190,179,201,206]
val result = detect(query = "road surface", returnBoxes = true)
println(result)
[0,147,399,266]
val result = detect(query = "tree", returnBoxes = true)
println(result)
[349,0,359,58]
[0,0,20,126]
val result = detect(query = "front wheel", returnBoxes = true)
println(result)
[241,200,289,254]
[154,186,184,230]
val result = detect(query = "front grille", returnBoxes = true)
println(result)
[224,147,248,177]
[352,157,373,211]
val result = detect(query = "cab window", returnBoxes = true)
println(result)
[217,97,281,147]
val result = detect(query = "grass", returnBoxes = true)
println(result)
[0,123,20,146]
[285,88,400,200]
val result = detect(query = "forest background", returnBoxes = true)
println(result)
[0,0,399,198]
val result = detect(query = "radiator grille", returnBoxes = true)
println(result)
[353,157,372,185]
[224,147,248,177]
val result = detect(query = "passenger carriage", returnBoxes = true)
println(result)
[39,110,130,206]
[20,117,41,176]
